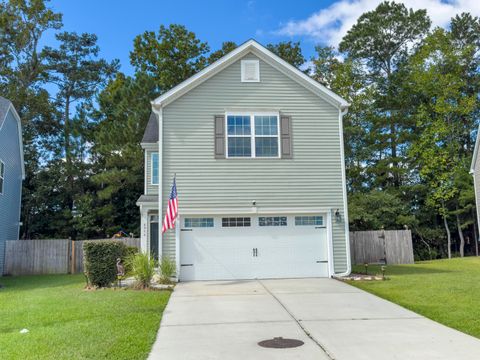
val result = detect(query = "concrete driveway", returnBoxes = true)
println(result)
[149,278,480,359]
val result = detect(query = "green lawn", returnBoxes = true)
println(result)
[0,274,171,360]
[350,258,480,338]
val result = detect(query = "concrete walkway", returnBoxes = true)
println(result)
[149,278,480,359]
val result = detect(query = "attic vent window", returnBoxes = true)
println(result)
[241,60,260,82]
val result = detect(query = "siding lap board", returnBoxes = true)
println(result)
[161,53,348,273]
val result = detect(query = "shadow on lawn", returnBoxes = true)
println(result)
[352,263,453,276]
[0,274,85,292]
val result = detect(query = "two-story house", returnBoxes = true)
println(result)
[0,97,25,275]
[137,40,351,281]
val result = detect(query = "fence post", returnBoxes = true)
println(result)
[70,238,75,274]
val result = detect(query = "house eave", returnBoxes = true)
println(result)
[151,39,350,110]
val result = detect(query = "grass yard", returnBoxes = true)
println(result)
[0,274,171,360]
[350,257,480,338]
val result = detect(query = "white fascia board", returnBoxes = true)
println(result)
[471,125,480,173]
[151,39,350,110]
[0,104,25,180]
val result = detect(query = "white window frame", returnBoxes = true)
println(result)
[0,160,4,195]
[241,60,260,82]
[151,152,159,185]
[225,111,280,159]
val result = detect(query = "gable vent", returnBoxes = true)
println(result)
[241,60,260,82]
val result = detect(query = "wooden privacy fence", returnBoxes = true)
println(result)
[350,230,414,265]
[3,238,140,276]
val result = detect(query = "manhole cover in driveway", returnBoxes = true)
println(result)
[258,337,304,349]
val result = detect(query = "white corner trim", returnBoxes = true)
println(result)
[152,105,163,259]
[335,107,351,277]
[175,213,181,280]
[326,211,335,277]
[0,103,25,180]
[151,39,349,110]
[471,124,480,172]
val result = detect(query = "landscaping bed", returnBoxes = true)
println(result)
[348,258,480,338]
[0,274,171,359]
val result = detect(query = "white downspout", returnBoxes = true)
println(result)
[335,106,351,277]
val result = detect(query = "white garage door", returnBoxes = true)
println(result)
[179,214,329,281]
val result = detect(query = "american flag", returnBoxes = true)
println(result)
[162,177,178,233]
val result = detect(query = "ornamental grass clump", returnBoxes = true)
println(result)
[129,252,157,289]
[159,256,176,284]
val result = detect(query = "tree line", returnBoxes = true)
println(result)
[1,0,479,260]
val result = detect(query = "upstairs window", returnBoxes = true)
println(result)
[0,160,4,194]
[226,113,279,158]
[151,152,159,185]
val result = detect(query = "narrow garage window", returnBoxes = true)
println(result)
[295,216,324,226]
[259,216,287,226]
[184,218,214,228]
[222,217,251,227]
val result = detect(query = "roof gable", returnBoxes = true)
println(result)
[471,125,480,173]
[141,112,159,144]
[151,39,349,110]
[0,96,25,179]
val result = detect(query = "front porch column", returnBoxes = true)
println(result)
[140,207,148,253]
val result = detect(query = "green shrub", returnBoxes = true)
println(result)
[128,252,157,288]
[159,256,176,284]
[83,241,126,287]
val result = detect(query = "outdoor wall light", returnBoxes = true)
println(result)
[335,209,342,223]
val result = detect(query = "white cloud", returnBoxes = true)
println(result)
[276,0,480,47]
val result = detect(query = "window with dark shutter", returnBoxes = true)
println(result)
[280,116,292,159]
[214,115,226,158]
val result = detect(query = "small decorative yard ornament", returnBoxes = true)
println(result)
[116,258,125,287]
[381,265,386,280]
[364,263,369,275]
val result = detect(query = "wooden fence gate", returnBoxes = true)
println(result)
[3,238,140,276]
[349,230,414,265]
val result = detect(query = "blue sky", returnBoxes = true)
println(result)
[46,0,335,75]
[45,0,479,76]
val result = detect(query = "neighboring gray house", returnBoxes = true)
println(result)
[137,40,351,281]
[471,127,480,238]
[0,97,25,275]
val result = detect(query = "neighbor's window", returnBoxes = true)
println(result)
[222,217,251,227]
[226,113,279,158]
[184,218,214,228]
[295,216,324,226]
[259,216,287,226]
[0,160,4,194]
[151,152,159,185]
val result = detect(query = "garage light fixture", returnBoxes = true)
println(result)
[335,209,342,223]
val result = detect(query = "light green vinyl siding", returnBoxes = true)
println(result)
[145,149,158,195]
[161,52,348,273]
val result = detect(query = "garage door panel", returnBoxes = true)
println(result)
[180,215,329,281]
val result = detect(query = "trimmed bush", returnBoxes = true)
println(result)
[83,241,126,287]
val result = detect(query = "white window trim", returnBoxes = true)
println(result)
[151,152,159,185]
[241,59,260,82]
[0,160,4,195]
[225,111,281,159]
